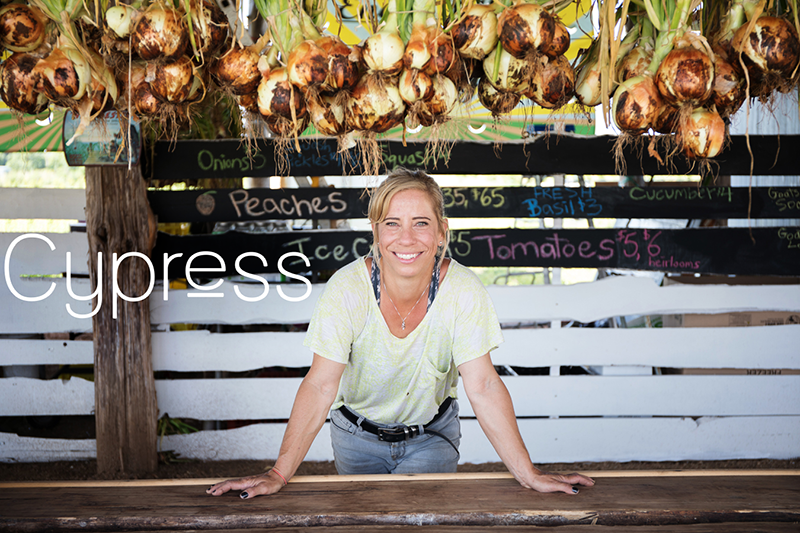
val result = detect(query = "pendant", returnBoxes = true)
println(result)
[401,319,406,330]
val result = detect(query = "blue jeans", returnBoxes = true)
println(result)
[329,400,461,475]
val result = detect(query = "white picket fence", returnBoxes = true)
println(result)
[2,188,799,464]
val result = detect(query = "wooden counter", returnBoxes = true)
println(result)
[1,471,798,531]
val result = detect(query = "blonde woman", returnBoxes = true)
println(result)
[208,168,594,499]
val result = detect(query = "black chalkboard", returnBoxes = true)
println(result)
[148,186,800,222]
[145,135,800,179]
[152,227,800,279]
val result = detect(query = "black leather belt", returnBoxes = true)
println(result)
[337,397,454,443]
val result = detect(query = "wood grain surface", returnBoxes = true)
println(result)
[1,474,798,531]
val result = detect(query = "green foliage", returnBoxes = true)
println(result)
[0,152,85,189]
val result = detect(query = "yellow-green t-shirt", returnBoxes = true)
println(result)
[303,257,504,426]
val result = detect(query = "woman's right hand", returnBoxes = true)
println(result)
[206,469,286,500]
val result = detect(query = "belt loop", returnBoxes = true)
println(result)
[417,424,425,436]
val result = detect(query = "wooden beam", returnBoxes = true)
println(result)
[85,165,158,476]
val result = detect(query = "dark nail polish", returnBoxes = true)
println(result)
[240,492,249,499]
[572,487,579,494]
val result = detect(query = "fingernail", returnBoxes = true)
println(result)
[572,487,579,494]
[240,492,249,499]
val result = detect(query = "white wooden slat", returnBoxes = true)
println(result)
[152,330,311,371]
[154,375,800,420]
[160,416,800,463]
[1,232,89,277]
[148,325,800,372]
[489,277,800,323]
[493,326,800,369]
[4,416,798,464]
[0,377,93,416]
[0,188,86,220]
[150,277,800,325]
[0,339,93,366]
[0,279,94,334]
[0,433,95,463]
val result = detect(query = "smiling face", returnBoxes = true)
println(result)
[373,188,448,283]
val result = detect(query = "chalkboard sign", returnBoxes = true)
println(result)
[145,135,800,179]
[148,186,800,222]
[152,227,800,279]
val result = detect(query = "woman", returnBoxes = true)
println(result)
[208,168,594,499]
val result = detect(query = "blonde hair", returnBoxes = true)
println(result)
[368,167,449,266]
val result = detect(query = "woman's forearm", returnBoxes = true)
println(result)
[465,374,542,485]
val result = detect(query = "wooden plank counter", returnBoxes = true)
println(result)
[1,471,798,531]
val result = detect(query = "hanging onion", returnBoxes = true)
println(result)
[614,75,661,133]
[35,46,87,101]
[105,5,138,39]
[192,0,228,57]
[362,29,405,75]
[417,74,457,127]
[148,56,194,103]
[711,55,745,118]
[527,54,574,109]
[0,52,49,115]
[287,40,328,91]
[0,4,46,53]
[540,19,570,58]
[404,23,431,71]
[680,107,726,159]
[399,68,434,104]
[424,29,457,76]
[257,67,307,121]
[307,91,349,136]
[483,46,530,93]
[347,73,406,133]
[477,76,520,116]
[452,4,498,61]
[316,35,359,92]
[497,3,555,59]
[211,44,262,95]
[731,16,800,93]
[653,104,679,134]
[131,6,189,62]
[655,33,715,107]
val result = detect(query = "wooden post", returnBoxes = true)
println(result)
[85,165,158,476]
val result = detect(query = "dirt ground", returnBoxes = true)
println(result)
[1,458,797,482]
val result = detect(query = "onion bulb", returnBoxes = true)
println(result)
[497,3,555,59]
[613,75,661,133]
[417,75,457,127]
[266,114,310,138]
[105,5,138,39]
[574,59,602,106]
[477,76,520,116]
[0,4,46,53]
[237,92,259,113]
[131,6,188,62]
[731,16,800,92]
[192,0,228,56]
[307,92,349,136]
[655,34,714,107]
[452,4,498,61]
[404,24,431,70]
[680,107,726,159]
[211,44,261,95]
[287,40,328,90]
[362,29,405,75]
[257,67,307,121]
[347,73,406,133]
[424,30,456,76]
[0,53,48,115]
[540,20,570,58]
[148,56,194,103]
[527,54,574,109]
[316,35,359,92]
[653,104,679,134]
[617,42,653,83]
[35,47,88,101]
[711,55,745,118]
[483,46,530,93]
[399,68,434,104]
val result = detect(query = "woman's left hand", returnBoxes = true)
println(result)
[521,470,595,494]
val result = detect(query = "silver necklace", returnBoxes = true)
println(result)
[383,281,428,330]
